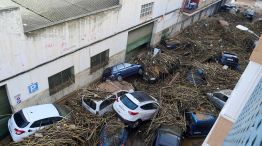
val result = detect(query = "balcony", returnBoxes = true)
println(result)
[181,0,221,16]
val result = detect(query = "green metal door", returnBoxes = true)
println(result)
[126,23,154,53]
[0,86,12,139]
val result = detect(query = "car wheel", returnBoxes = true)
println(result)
[138,68,143,75]
[117,75,123,81]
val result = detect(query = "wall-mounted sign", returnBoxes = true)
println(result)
[14,94,21,104]
[28,82,39,94]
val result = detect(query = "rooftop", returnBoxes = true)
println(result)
[0,0,120,32]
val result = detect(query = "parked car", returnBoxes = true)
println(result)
[98,124,128,146]
[207,89,232,110]
[244,8,255,21]
[152,125,182,146]
[185,112,217,137]
[161,38,179,49]
[217,51,240,70]
[113,91,159,128]
[102,63,143,81]
[82,90,130,116]
[219,4,239,13]
[8,104,71,142]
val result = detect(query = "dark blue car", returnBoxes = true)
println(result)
[102,63,143,81]
[152,125,182,146]
[185,112,217,137]
[218,51,240,70]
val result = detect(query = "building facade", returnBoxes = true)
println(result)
[0,0,221,114]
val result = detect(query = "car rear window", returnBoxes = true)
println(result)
[120,95,138,110]
[83,98,96,110]
[14,110,29,128]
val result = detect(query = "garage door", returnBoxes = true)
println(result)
[126,23,154,53]
[0,86,12,139]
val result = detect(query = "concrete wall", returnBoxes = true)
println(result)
[0,0,219,111]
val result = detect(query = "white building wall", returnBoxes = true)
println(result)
[0,0,219,111]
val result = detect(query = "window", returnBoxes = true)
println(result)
[213,93,229,102]
[116,63,125,70]
[48,67,75,95]
[140,103,158,110]
[14,110,30,128]
[140,2,154,18]
[83,98,97,110]
[49,117,63,123]
[120,95,138,110]
[30,118,53,128]
[91,49,109,73]
[99,97,115,110]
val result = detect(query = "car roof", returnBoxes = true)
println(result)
[191,113,217,124]
[22,104,60,122]
[158,125,182,137]
[130,91,156,103]
[157,130,180,146]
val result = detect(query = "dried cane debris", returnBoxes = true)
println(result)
[11,89,125,146]
[10,11,261,146]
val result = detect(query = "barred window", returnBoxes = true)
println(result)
[48,67,75,95]
[140,2,154,18]
[91,49,109,73]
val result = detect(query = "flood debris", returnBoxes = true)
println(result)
[10,11,261,146]
[11,88,125,146]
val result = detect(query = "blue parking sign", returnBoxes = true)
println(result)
[28,82,39,94]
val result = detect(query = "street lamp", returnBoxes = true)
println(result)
[236,25,260,39]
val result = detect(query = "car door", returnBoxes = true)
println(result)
[116,64,126,77]
[123,63,136,76]
[82,97,98,114]
[98,95,116,116]
[140,103,159,120]
[26,118,52,137]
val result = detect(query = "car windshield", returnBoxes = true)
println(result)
[120,95,138,110]
[14,110,30,128]
[54,104,71,117]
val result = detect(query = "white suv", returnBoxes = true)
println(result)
[113,91,159,127]
[8,104,71,142]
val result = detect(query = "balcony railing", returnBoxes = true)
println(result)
[181,0,221,16]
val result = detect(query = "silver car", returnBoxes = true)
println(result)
[206,89,232,110]
[82,90,130,116]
